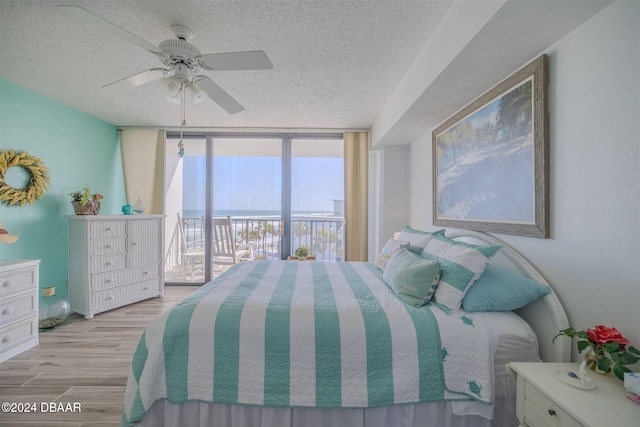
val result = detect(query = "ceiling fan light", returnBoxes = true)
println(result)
[187,82,207,104]
[159,76,182,97]
[165,94,181,105]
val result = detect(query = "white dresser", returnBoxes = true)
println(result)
[67,215,165,319]
[0,259,39,363]
[508,362,640,427]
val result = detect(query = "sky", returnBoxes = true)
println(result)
[183,155,344,213]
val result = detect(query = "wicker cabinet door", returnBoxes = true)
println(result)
[127,219,161,268]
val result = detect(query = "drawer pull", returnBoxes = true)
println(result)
[3,281,9,288]
[143,286,149,291]
[106,296,113,300]
[106,279,113,283]
[106,245,112,249]
[131,242,137,246]
[106,262,112,266]
[548,409,556,416]
[106,227,112,231]
[2,334,10,343]
[143,271,149,275]
[2,308,13,316]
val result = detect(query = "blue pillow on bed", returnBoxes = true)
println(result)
[383,247,441,307]
[462,264,551,312]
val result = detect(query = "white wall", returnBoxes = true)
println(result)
[382,145,411,238]
[407,0,639,355]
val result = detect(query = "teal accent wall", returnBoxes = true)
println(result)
[0,79,126,299]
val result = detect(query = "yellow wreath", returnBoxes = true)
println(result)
[0,149,50,207]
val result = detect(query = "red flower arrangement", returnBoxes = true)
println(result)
[554,325,640,380]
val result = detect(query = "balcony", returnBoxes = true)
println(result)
[166,215,344,282]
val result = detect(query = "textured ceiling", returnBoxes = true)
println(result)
[0,0,453,129]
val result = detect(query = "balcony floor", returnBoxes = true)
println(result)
[164,265,228,284]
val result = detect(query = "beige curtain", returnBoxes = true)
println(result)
[344,131,369,261]
[119,129,165,214]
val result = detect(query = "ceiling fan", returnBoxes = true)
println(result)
[58,5,273,114]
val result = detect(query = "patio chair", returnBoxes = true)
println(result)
[212,216,253,270]
[176,213,205,281]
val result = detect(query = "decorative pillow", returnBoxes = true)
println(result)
[420,234,501,313]
[383,248,441,307]
[397,226,445,254]
[375,238,410,271]
[462,264,551,312]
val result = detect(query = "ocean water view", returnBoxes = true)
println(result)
[183,209,340,218]
[178,209,344,262]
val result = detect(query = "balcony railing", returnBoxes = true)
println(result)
[168,215,344,272]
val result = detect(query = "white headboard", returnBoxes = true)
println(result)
[446,229,571,363]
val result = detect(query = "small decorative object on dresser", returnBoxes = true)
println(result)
[0,259,39,363]
[624,372,640,406]
[508,362,640,427]
[66,215,165,319]
[68,185,103,215]
[554,325,639,380]
[133,197,145,214]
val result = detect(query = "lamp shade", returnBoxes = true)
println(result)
[159,76,182,97]
[165,94,182,105]
[186,82,207,104]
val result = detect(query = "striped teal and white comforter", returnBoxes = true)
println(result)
[123,261,495,426]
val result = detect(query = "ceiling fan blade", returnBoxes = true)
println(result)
[198,51,273,71]
[58,5,164,55]
[103,68,170,89]
[196,77,244,114]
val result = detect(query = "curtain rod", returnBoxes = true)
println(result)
[117,126,370,133]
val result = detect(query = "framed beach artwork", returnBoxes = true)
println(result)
[433,54,549,238]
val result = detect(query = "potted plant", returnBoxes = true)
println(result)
[294,246,309,260]
[553,325,640,380]
[68,185,103,215]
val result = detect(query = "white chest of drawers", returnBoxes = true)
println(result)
[67,215,165,319]
[508,362,640,427]
[0,259,39,363]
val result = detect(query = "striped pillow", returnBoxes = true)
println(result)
[397,226,445,254]
[420,234,501,313]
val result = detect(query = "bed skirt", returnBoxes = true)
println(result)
[138,401,490,427]
[137,367,517,427]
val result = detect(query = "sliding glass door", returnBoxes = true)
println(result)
[213,137,282,262]
[164,133,343,284]
[290,138,344,261]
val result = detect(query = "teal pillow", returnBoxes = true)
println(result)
[462,264,551,312]
[420,234,501,313]
[383,248,441,307]
[397,226,445,254]
[375,238,410,271]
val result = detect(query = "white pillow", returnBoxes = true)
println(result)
[396,226,444,254]
[420,234,501,313]
[375,238,410,271]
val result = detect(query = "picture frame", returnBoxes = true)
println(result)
[432,54,549,238]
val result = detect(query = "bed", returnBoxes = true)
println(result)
[122,230,570,427]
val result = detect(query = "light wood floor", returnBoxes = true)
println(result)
[0,285,199,426]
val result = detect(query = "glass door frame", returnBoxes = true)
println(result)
[167,131,343,283]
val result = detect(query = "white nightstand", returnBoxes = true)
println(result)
[508,362,639,427]
[0,259,39,363]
